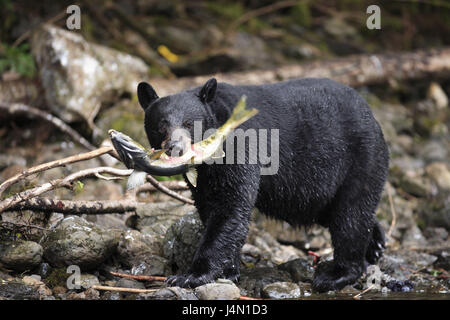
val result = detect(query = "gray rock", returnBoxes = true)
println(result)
[238,267,292,298]
[163,210,204,273]
[131,201,196,237]
[93,99,147,146]
[0,241,43,272]
[37,263,52,279]
[433,250,450,270]
[402,226,428,248]
[117,230,163,266]
[379,251,438,280]
[389,165,430,198]
[262,282,301,299]
[0,281,40,300]
[139,287,198,300]
[418,193,450,230]
[78,274,100,290]
[425,162,450,192]
[277,258,315,282]
[31,24,149,123]
[116,278,145,290]
[194,279,241,300]
[41,216,119,270]
[130,256,171,277]
[0,154,26,170]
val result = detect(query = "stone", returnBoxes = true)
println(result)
[194,279,241,300]
[425,162,450,191]
[427,82,448,109]
[163,210,204,273]
[41,216,119,270]
[277,258,315,282]
[31,24,149,123]
[117,230,163,266]
[261,282,301,299]
[238,267,292,298]
[0,240,43,272]
[78,274,100,290]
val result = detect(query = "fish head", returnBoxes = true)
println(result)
[138,79,219,157]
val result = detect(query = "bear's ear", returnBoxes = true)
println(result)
[137,82,159,110]
[199,78,217,103]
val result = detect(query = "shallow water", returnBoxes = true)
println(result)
[303,292,450,300]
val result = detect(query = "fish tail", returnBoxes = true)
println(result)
[224,95,259,130]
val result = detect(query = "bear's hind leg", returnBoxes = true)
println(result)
[365,221,385,265]
[313,190,379,292]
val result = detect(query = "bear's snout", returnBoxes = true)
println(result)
[162,135,191,157]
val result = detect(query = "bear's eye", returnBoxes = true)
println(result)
[158,120,169,133]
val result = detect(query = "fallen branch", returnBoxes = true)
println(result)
[0,102,97,151]
[135,181,189,194]
[109,271,260,300]
[353,284,376,300]
[4,197,139,214]
[110,271,167,282]
[92,285,158,294]
[0,146,114,198]
[151,47,450,97]
[146,175,194,205]
[0,167,132,213]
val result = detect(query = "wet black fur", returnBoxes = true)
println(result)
[137,78,389,292]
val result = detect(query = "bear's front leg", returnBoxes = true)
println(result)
[166,165,260,288]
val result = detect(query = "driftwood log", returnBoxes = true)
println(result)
[149,47,450,96]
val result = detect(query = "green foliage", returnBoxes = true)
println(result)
[73,180,85,194]
[0,43,36,77]
[290,2,311,28]
[206,1,244,20]
[155,174,184,181]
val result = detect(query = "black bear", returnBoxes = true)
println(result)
[137,77,389,292]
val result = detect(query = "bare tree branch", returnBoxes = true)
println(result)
[146,175,194,205]
[0,146,114,198]
[0,102,97,151]
[0,167,133,212]
[4,197,139,214]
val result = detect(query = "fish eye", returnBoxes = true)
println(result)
[183,120,193,129]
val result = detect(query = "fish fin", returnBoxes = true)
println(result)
[211,150,225,159]
[186,168,198,187]
[149,149,167,160]
[127,171,147,190]
[225,95,259,129]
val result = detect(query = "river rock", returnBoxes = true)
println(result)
[139,287,198,300]
[277,258,315,282]
[427,82,448,109]
[163,210,204,273]
[262,281,301,299]
[194,279,241,300]
[41,216,119,270]
[0,240,43,272]
[238,267,292,298]
[130,201,196,237]
[78,274,100,290]
[425,162,450,192]
[117,230,163,266]
[31,24,149,123]
[0,281,41,300]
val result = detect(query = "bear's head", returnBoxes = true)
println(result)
[137,78,218,156]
